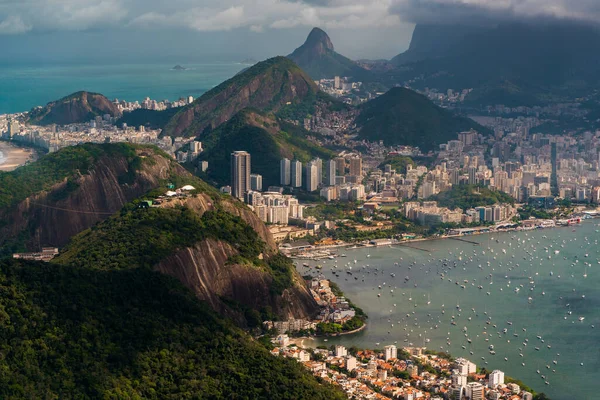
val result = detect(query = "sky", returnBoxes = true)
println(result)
[0,0,598,64]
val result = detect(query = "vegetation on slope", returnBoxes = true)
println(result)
[378,155,416,174]
[163,57,319,137]
[356,87,489,151]
[56,205,263,268]
[55,203,294,295]
[430,185,515,211]
[0,143,152,209]
[197,109,334,187]
[0,259,345,399]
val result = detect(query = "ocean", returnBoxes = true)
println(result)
[0,62,246,115]
[296,222,600,399]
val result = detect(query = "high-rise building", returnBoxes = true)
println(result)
[191,141,203,154]
[334,76,341,89]
[305,162,318,192]
[346,356,357,372]
[384,345,397,361]
[334,157,346,176]
[250,174,263,192]
[349,157,363,177]
[551,142,558,196]
[450,169,460,186]
[468,167,477,185]
[231,151,251,200]
[335,345,347,357]
[489,370,505,388]
[280,158,291,186]
[466,382,484,400]
[312,158,323,186]
[325,160,336,186]
[448,385,464,400]
[291,160,302,188]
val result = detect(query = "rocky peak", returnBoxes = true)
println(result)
[303,27,334,55]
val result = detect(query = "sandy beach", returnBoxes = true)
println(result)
[0,141,36,172]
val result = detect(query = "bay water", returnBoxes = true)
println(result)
[0,62,245,115]
[297,222,600,399]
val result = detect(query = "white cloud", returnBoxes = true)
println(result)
[0,15,31,34]
[0,0,597,36]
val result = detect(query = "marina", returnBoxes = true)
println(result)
[294,220,600,400]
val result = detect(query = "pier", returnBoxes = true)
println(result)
[394,243,431,252]
[448,237,480,245]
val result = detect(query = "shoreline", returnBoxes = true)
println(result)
[0,141,36,172]
[288,215,598,259]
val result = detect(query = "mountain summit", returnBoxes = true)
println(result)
[302,27,334,54]
[162,56,318,138]
[288,27,368,80]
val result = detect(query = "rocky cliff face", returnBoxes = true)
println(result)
[155,239,317,323]
[0,148,183,252]
[163,57,318,138]
[152,194,318,322]
[28,91,122,126]
[288,27,368,80]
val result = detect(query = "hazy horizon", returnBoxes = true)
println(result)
[1,0,599,65]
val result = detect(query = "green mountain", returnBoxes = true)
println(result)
[162,57,319,138]
[28,91,121,125]
[0,143,189,256]
[195,109,335,187]
[0,142,318,322]
[355,87,489,151]
[288,27,369,80]
[391,21,600,105]
[0,258,344,399]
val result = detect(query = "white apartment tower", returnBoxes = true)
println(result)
[384,345,397,361]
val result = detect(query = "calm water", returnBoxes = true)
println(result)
[0,63,245,115]
[296,222,600,399]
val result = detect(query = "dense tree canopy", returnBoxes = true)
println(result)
[0,260,345,399]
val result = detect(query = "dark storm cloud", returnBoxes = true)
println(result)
[391,0,600,25]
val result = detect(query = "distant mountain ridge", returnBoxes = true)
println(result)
[28,91,121,126]
[162,57,319,138]
[391,21,600,105]
[288,27,369,80]
[355,87,489,151]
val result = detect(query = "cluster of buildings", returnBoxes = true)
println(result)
[279,154,366,201]
[0,108,200,160]
[272,343,536,400]
[263,278,359,335]
[115,96,194,113]
[226,150,370,239]
[309,278,357,326]
[403,201,516,226]
[12,247,59,262]
[315,76,371,106]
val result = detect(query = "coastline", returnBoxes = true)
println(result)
[0,141,36,172]
[288,215,598,259]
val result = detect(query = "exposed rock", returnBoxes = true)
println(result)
[155,239,318,324]
[28,91,122,126]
